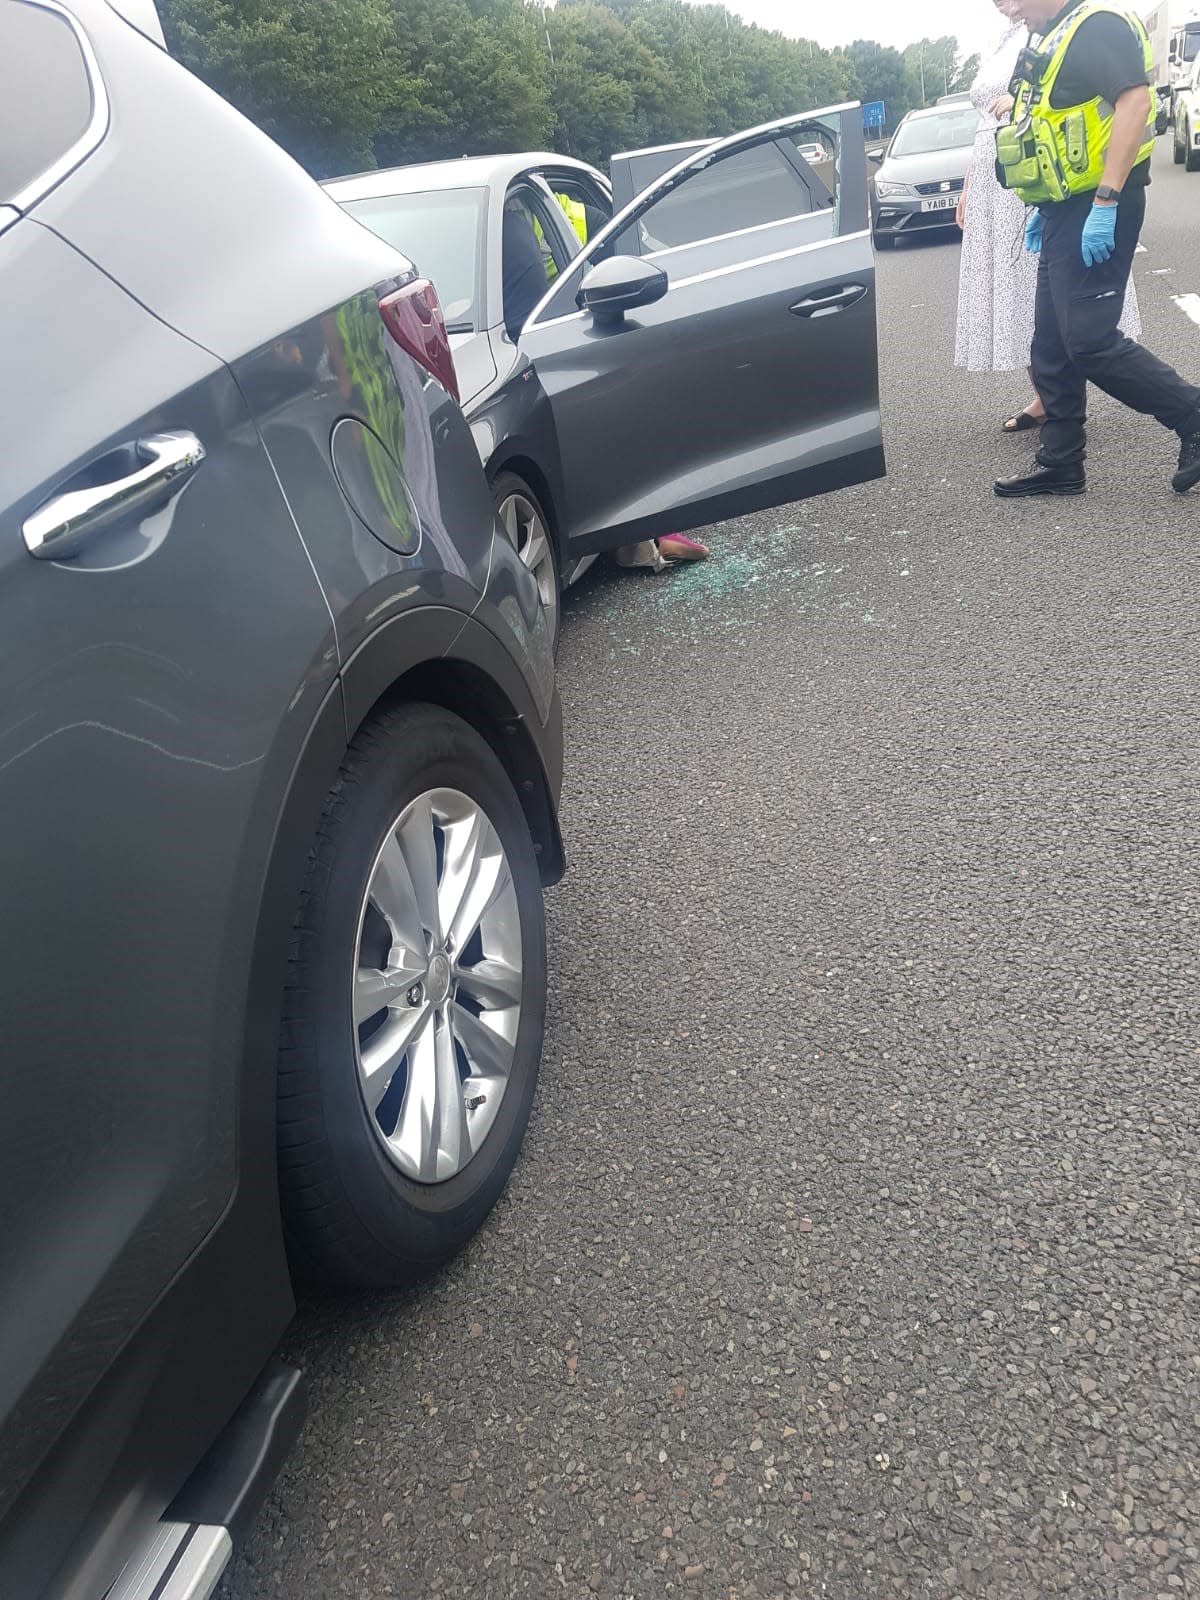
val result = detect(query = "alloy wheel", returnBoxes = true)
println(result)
[497,489,558,644]
[353,787,522,1183]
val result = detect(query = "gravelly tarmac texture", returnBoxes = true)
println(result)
[220,144,1200,1600]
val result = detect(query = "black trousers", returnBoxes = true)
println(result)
[1032,187,1200,469]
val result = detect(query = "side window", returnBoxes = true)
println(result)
[617,137,826,257]
[501,184,572,341]
[527,113,861,328]
[1,0,97,206]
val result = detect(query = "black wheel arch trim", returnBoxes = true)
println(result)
[337,606,564,888]
[487,451,563,550]
[245,604,563,1165]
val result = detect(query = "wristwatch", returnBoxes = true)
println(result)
[1096,184,1122,202]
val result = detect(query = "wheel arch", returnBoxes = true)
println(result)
[488,453,562,550]
[238,605,563,1180]
[338,608,565,889]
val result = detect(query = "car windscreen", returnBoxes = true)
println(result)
[889,109,981,157]
[340,188,485,333]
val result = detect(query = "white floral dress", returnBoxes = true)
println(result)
[954,21,1140,372]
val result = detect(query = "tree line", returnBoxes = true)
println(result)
[159,0,980,178]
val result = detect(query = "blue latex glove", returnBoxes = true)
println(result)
[1024,210,1043,254]
[1081,201,1117,267]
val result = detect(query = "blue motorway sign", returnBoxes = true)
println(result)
[862,100,886,130]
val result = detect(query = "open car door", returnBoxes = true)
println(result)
[517,106,884,557]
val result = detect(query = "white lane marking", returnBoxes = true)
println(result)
[1172,292,1200,327]
[1136,243,1148,253]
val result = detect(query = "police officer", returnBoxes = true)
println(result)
[994,0,1200,497]
[553,191,588,247]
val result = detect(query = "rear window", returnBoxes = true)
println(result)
[340,187,486,334]
[1,0,95,205]
[890,109,981,157]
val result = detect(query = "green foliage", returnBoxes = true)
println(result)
[378,0,555,166]
[902,35,967,107]
[159,0,971,178]
[160,0,398,173]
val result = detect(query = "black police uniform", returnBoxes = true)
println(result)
[1031,0,1200,475]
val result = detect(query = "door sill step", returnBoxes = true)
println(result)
[107,1521,230,1600]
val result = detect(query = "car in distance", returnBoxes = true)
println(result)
[1173,55,1200,167]
[869,101,982,248]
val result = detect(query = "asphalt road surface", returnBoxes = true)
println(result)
[221,143,1200,1600]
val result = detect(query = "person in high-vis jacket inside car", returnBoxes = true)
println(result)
[993,0,1200,497]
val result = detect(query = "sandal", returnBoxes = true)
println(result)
[656,533,710,562]
[1003,409,1044,433]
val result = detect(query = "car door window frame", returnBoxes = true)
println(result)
[525,105,867,330]
[4,0,108,224]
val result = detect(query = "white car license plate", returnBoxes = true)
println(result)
[921,195,957,212]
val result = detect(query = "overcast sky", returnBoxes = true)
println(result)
[723,0,1007,60]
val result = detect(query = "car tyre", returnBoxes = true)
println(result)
[873,231,894,250]
[1187,126,1200,172]
[492,471,561,657]
[277,702,547,1289]
[1174,120,1186,162]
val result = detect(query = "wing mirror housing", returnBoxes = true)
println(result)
[578,257,669,327]
[868,148,885,164]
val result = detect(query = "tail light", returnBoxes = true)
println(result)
[378,276,460,403]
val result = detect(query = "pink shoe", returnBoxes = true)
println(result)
[656,534,709,562]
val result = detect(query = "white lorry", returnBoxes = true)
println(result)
[1171,52,1200,165]
[1143,2,1200,127]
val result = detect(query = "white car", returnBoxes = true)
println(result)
[1173,57,1200,169]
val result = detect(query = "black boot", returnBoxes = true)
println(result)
[994,463,1086,498]
[1172,430,1200,494]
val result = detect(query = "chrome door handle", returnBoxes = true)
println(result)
[790,284,868,318]
[23,430,206,560]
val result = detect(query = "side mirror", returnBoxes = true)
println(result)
[868,149,885,165]
[578,257,669,327]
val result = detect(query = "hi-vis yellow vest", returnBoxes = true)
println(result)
[530,195,588,282]
[554,192,588,245]
[996,0,1156,204]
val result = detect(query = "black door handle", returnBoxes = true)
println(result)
[790,284,868,318]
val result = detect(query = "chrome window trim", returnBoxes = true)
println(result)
[7,0,110,214]
[642,207,826,263]
[667,227,866,292]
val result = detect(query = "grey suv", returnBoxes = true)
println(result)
[0,4,886,1592]
[2,0,563,1594]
